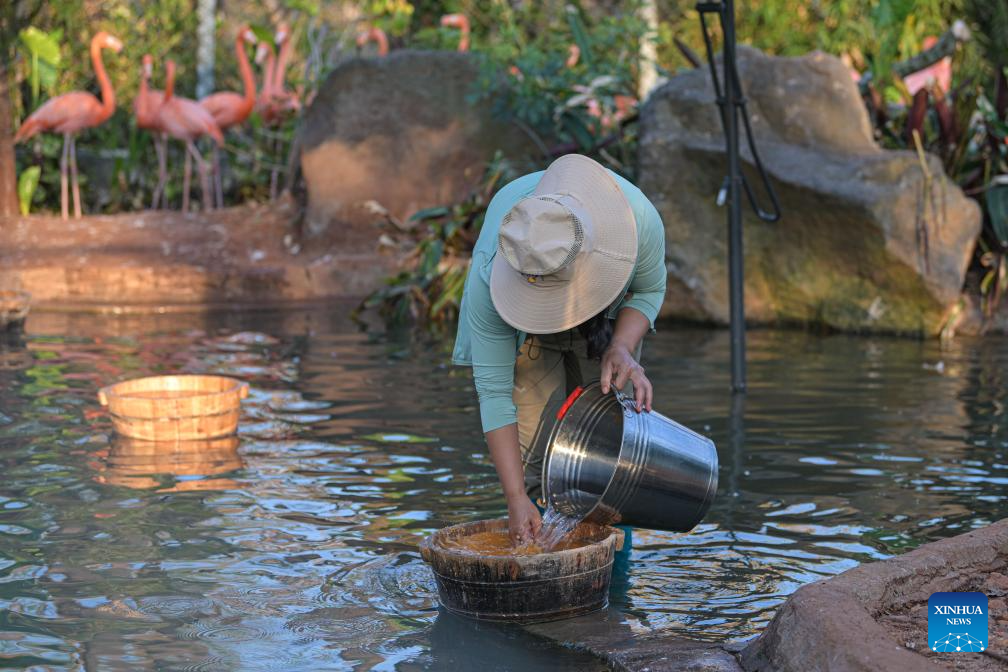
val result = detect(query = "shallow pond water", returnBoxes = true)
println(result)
[0,307,1005,670]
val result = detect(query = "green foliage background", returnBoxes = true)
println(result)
[4,0,990,214]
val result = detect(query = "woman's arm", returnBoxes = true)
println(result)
[466,270,542,543]
[486,423,542,543]
[601,195,666,411]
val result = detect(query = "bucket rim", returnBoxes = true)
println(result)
[98,374,249,406]
[0,289,31,304]
[419,517,623,563]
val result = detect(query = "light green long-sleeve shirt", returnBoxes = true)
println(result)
[451,169,667,433]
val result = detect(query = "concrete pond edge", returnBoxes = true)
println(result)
[741,517,1008,672]
[522,610,745,672]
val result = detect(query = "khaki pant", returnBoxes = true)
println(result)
[513,328,641,500]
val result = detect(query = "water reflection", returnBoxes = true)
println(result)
[0,308,1005,669]
[93,436,243,491]
[0,331,31,372]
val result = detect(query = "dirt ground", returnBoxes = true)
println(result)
[880,572,1008,671]
[0,197,404,310]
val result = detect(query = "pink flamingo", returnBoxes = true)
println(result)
[14,31,123,220]
[272,23,302,118]
[199,26,258,208]
[134,54,169,209]
[256,25,301,199]
[356,26,389,57]
[903,36,952,96]
[255,42,276,122]
[440,14,470,52]
[257,23,301,123]
[157,60,224,213]
[565,44,581,68]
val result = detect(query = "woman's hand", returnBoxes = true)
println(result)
[486,423,541,544]
[600,342,653,412]
[507,493,542,545]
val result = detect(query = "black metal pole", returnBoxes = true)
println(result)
[723,0,746,393]
[698,0,780,392]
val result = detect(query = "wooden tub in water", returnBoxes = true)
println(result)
[98,375,248,441]
[419,518,623,623]
[0,290,30,332]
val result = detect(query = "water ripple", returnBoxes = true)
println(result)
[0,311,1004,665]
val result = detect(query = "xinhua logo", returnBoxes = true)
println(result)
[928,592,987,652]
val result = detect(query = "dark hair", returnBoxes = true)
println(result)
[578,312,613,360]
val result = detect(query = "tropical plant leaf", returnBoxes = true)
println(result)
[565,5,593,69]
[409,206,450,222]
[986,181,1008,247]
[19,27,61,65]
[37,61,58,91]
[17,167,41,217]
[284,0,319,16]
[430,267,468,319]
[561,110,596,151]
[418,239,444,277]
[249,24,275,49]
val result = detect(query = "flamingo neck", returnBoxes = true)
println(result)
[273,38,291,93]
[138,67,149,114]
[260,46,276,99]
[164,62,176,101]
[236,33,256,111]
[91,39,116,121]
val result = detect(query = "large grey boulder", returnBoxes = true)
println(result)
[298,50,538,239]
[638,47,981,335]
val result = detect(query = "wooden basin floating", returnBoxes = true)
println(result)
[98,375,248,441]
[419,518,624,623]
[0,290,30,332]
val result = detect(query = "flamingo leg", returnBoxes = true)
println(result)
[69,135,82,219]
[152,134,167,210]
[187,141,212,213]
[213,145,224,209]
[182,142,192,213]
[60,134,70,221]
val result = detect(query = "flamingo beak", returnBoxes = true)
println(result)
[255,44,268,64]
[244,29,257,43]
[107,36,124,53]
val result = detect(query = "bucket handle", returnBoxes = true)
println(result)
[613,389,635,414]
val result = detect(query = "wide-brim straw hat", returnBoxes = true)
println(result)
[489,154,638,334]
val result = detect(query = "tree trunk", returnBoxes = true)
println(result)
[0,65,19,219]
[195,0,216,100]
[638,0,660,102]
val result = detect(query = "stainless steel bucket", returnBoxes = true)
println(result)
[540,382,718,531]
